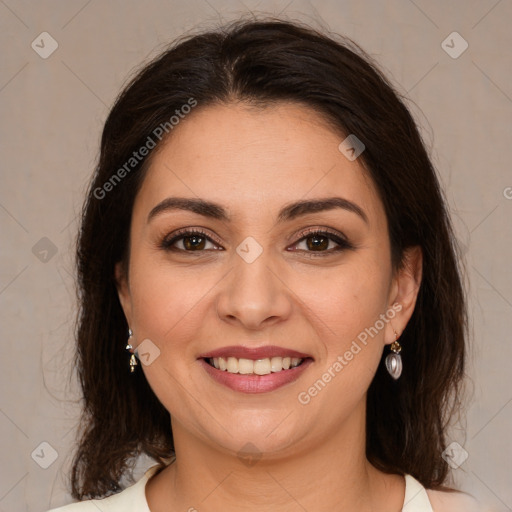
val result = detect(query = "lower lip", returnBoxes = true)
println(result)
[199,358,313,393]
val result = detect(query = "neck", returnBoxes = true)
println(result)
[145,401,405,511]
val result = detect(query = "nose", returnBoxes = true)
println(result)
[215,247,293,331]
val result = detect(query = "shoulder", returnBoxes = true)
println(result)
[46,502,99,511]
[46,487,144,512]
[45,464,163,512]
[426,488,482,512]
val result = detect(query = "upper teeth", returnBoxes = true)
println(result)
[210,356,303,375]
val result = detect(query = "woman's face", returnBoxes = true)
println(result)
[116,101,420,460]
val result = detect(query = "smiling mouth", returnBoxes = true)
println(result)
[205,356,309,375]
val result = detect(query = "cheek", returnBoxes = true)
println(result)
[129,259,212,343]
[289,265,391,426]
[126,258,211,416]
[295,260,390,349]
[297,267,390,404]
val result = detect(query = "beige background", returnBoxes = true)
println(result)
[1,1,511,510]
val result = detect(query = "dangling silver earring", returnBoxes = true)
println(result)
[125,328,138,373]
[385,329,402,380]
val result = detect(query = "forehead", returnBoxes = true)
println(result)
[133,101,385,228]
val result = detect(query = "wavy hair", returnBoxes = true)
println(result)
[71,17,468,499]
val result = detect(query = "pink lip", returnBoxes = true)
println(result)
[198,345,312,360]
[199,358,313,393]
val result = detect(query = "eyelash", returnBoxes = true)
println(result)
[160,227,354,257]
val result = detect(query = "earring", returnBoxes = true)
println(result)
[125,328,138,373]
[385,329,402,380]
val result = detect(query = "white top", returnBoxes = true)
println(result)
[47,465,478,511]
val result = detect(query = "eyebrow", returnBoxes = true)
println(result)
[147,196,369,225]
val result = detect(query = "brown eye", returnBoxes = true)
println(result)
[180,234,207,251]
[290,229,353,256]
[161,229,221,252]
[304,233,330,251]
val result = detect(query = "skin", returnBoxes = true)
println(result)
[115,101,423,511]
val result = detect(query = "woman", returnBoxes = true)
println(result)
[48,17,480,511]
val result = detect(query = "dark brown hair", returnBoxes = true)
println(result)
[71,17,468,499]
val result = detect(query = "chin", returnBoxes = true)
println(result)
[199,416,307,461]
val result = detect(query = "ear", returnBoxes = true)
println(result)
[384,245,423,344]
[115,261,133,326]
